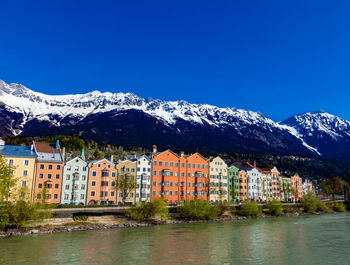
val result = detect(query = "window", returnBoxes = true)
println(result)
[153,191,156,196]
[80,194,85,200]
[55,184,59,189]
[153,161,157,166]
[54,194,58,199]
[48,174,52,179]
[91,191,95,196]
[24,160,29,166]
[83,167,87,172]
[92,171,97,177]
[23,170,28,176]
[40,164,44,169]
[38,183,43,188]
[74,166,79,171]
[159,161,162,166]
[92,181,96,186]
[102,171,109,177]
[188,164,191,168]
[98,164,101,168]
[153,171,156,176]
[111,191,115,197]
[170,162,173,167]
[57,165,61,170]
[64,194,69,200]
[48,165,53,170]
[153,181,156,186]
[39,174,44,179]
[82,175,86,180]
[21,181,27,187]
[65,185,70,190]
[101,181,108,187]
[137,168,140,172]
[66,175,70,180]
[100,191,108,197]
[164,162,168,166]
[81,184,86,190]
[181,163,185,168]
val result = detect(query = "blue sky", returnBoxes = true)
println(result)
[1,0,350,121]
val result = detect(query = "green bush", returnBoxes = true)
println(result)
[129,198,168,221]
[239,201,262,216]
[73,214,88,221]
[178,199,220,220]
[283,204,301,213]
[302,193,328,212]
[327,201,346,212]
[266,199,283,215]
[0,205,9,230]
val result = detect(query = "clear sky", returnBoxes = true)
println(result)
[1,0,350,121]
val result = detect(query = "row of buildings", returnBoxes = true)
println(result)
[0,140,314,205]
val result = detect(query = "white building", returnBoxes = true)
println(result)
[136,155,152,202]
[247,167,263,201]
[209,156,228,202]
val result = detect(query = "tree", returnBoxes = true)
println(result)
[116,173,137,205]
[0,155,16,202]
[93,149,101,160]
[321,176,346,199]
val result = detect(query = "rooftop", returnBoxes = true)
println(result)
[0,145,37,158]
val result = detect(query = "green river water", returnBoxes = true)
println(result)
[0,213,349,265]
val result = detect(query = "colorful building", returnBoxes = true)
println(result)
[151,146,210,205]
[87,158,117,205]
[270,167,281,200]
[116,158,137,205]
[261,172,272,202]
[209,156,228,202]
[246,164,263,201]
[291,173,303,201]
[303,179,314,196]
[279,176,292,202]
[228,165,240,202]
[136,155,152,202]
[0,141,37,202]
[239,170,248,201]
[33,141,64,204]
[61,150,89,205]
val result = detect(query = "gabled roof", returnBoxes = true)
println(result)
[33,141,60,154]
[88,158,115,166]
[152,149,180,158]
[187,152,209,161]
[0,145,37,158]
[65,156,87,165]
[137,154,151,161]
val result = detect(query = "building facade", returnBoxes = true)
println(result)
[151,147,210,205]
[61,153,89,205]
[280,176,292,202]
[247,167,263,201]
[291,173,303,201]
[209,157,228,202]
[239,170,248,201]
[270,167,281,200]
[228,165,240,202]
[0,142,37,202]
[87,158,117,205]
[136,155,152,202]
[116,159,137,204]
[33,141,64,204]
[303,179,314,196]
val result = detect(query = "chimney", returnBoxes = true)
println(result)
[153,145,157,153]
[180,151,184,157]
[110,155,114,163]
[62,147,66,162]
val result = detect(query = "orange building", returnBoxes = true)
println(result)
[86,158,117,205]
[291,173,303,201]
[33,141,64,204]
[238,170,248,201]
[151,146,210,204]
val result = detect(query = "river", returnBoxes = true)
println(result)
[0,213,349,265]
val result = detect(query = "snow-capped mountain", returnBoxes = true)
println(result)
[1,79,349,162]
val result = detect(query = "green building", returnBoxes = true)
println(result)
[279,176,292,202]
[228,165,240,202]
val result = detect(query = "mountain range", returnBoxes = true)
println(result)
[1,79,350,163]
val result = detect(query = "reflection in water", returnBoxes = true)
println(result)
[0,213,349,265]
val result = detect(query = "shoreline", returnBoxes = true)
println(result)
[0,210,346,239]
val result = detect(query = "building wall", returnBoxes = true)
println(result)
[239,170,248,201]
[280,176,292,202]
[86,159,117,205]
[271,167,281,200]
[116,160,137,204]
[247,168,263,201]
[5,156,36,202]
[61,157,89,205]
[136,155,152,202]
[34,161,63,204]
[291,173,303,201]
[228,166,240,202]
[209,157,228,202]
[151,150,209,205]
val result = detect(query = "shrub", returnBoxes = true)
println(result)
[129,198,168,221]
[302,193,328,212]
[283,204,300,213]
[238,201,262,216]
[73,214,88,221]
[7,201,38,228]
[0,205,9,230]
[178,199,220,220]
[266,199,283,215]
[327,201,346,212]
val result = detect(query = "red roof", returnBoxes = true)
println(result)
[34,142,60,154]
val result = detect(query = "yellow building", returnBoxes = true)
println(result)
[0,141,37,202]
[116,159,137,205]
